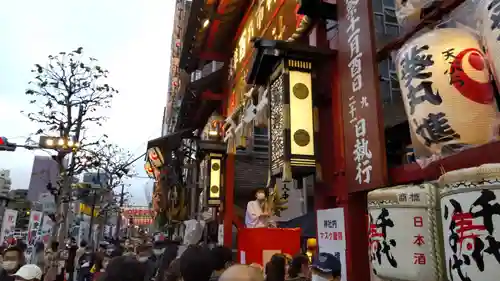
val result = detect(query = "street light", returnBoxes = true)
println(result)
[39,136,80,151]
[0,137,16,152]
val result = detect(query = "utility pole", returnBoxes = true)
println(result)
[114,184,125,239]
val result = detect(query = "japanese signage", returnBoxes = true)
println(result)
[0,209,18,245]
[316,208,347,281]
[27,211,43,246]
[441,188,500,281]
[396,28,497,159]
[228,0,300,113]
[122,208,154,225]
[40,215,54,243]
[338,0,387,192]
[368,184,439,281]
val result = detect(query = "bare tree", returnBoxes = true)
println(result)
[22,47,118,241]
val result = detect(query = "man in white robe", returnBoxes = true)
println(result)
[245,188,270,228]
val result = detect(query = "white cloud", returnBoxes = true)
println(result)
[0,0,174,205]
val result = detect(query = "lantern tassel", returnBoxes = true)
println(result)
[282,161,292,182]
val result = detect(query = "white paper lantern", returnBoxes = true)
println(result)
[438,164,500,281]
[395,0,435,28]
[396,28,498,156]
[480,0,500,89]
[368,184,444,281]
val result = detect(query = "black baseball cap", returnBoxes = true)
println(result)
[311,252,342,274]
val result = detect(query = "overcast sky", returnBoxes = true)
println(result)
[0,0,175,205]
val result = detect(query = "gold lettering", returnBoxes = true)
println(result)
[257,5,264,30]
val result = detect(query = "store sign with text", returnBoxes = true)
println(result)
[228,0,300,112]
[337,0,387,192]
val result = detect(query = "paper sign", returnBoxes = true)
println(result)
[240,251,246,264]
[317,208,347,281]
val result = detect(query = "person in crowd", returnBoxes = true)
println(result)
[249,263,264,275]
[0,246,26,281]
[219,265,264,281]
[154,242,178,281]
[135,243,157,281]
[77,245,94,281]
[287,254,310,281]
[43,241,61,281]
[12,264,43,281]
[97,256,147,281]
[163,258,181,281]
[179,245,213,281]
[66,238,79,281]
[265,254,287,281]
[283,254,292,278]
[310,253,342,281]
[75,241,87,281]
[209,246,233,281]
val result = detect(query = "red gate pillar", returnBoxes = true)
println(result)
[223,153,235,248]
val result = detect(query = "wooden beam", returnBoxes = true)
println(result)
[201,90,223,100]
[389,141,500,185]
[376,0,466,62]
[199,51,228,61]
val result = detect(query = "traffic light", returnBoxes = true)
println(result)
[39,136,80,150]
[0,137,16,151]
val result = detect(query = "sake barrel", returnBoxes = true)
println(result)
[479,0,500,90]
[368,184,445,281]
[438,164,500,281]
[395,28,498,157]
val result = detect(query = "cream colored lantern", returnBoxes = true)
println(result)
[144,162,154,178]
[147,147,164,168]
[368,184,445,281]
[438,164,500,281]
[480,0,500,89]
[395,0,437,29]
[396,28,498,157]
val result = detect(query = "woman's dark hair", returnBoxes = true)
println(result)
[35,241,45,252]
[211,246,233,271]
[50,241,59,251]
[265,254,287,281]
[100,256,147,281]
[288,254,309,278]
[3,246,26,265]
[179,245,213,281]
[164,258,181,281]
[94,255,104,272]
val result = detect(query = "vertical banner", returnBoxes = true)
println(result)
[40,215,54,243]
[338,0,387,192]
[27,211,43,246]
[0,209,18,245]
[316,208,347,281]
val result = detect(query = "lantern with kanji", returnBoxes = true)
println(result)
[148,147,164,168]
[367,184,444,281]
[438,164,500,281]
[144,162,154,178]
[198,132,227,207]
[395,28,498,159]
[480,0,500,89]
[246,39,326,182]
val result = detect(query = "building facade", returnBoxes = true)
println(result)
[0,169,11,198]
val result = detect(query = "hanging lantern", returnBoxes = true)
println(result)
[207,153,223,207]
[367,184,444,281]
[480,0,500,90]
[394,0,440,29]
[246,40,323,182]
[144,162,154,178]
[148,147,164,168]
[395,28,498,158]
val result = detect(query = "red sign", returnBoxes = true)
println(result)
[337,0,387,192]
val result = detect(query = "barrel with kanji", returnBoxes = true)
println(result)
[438,164,500,281]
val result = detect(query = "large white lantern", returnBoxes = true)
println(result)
[438,164,500,281]
[396,28,498,157]
[480,0,500,89]
[368,184,445,281]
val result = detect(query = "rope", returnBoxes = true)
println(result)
[426,183,444,281]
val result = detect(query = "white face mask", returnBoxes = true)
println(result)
[153,249,165,256]
[137,256,149,263]
[3,261,18,271]
[311,274,330,281]
[256,193,265,200]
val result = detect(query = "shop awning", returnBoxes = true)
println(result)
[176,65,227,130]
[146,128,197,152]
[180,0,252,73]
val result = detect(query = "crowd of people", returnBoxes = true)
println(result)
[0,237,343,281]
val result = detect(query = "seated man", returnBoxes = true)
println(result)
[245,188,272,228]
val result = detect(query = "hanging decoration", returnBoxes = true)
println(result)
[395,28,499,159]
